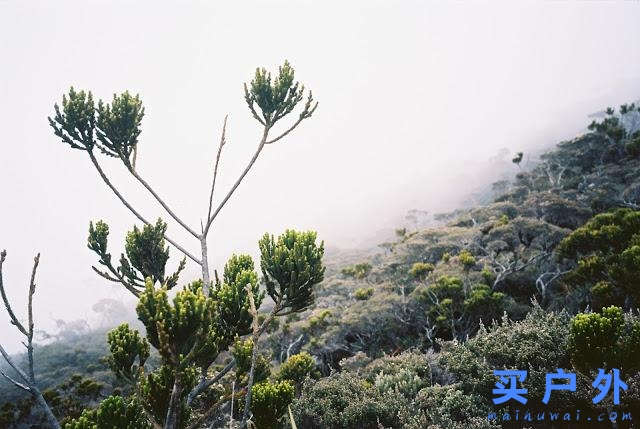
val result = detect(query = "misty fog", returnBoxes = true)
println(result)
[1,1,640,353]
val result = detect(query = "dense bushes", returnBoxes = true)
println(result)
[292,370,405,428]
[558,208,640,309]
[569,306,640,373]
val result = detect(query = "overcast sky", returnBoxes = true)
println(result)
[1,1,640,352]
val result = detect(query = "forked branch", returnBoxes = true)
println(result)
[0,250,60,429]
[207,115,229,223]
[87,151,201,264]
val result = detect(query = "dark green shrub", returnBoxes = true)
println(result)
[64,395,151,429]
[569,306,640,373]
[277,352,317,386]
[250,380,294,429]
[558,208,640,309]
[292,371,404,428]
[626,136,640,158]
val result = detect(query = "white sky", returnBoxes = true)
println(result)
[1,1,640,352]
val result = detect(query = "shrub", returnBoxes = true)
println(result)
[64,395,151,429]
[626,135,640,158]
[292,371,404,428]
[441,305,572,408]
[250,380,294,429]
[557,208,640,309]
[354,287,374,300]
[277,352,317,386]
[458,250,476,270]
[408,262,435,280]
[233,339,271,384]
[341,263,372,279]
[416,276,505,341]
[569,306,640,373]
[415,384,496,429]
[306,310,332,331]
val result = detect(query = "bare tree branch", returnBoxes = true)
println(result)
[205,126,270,234]
[186,389,242,429]
[241,284,281,428]
[0,251,60,429]
[0,368,30,392]
[124,156,200,239]
[87,150,201,265]
[26,253,39,383]
[91,266,141,298]
[536,267,570,299]
[186,358,236,407]
[207,115,229,223]
[264,116,305,145]
[0,250,27,336]
[475,245,549,290]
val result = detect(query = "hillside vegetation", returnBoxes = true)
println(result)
[3,103,640,428]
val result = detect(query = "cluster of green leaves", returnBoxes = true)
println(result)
[249,380,294,429]
[244,60,317,127]
[231,343,315,427]
[305,309,332,332]
[558,208,640,309]
[48,88,143,166]
[259,230,325,314]
[569,306,640,373]
[138,365,197,426]
[276,352,317,387]
[105,324,149,381]
[88,219,185,294]
[213,254,265,347]
[233,339,272,385]
[64,395,151,429]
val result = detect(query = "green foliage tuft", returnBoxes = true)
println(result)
[250,380,295,429]
[277,352,317,386]
[233,339,271,384]
[106,323,149,381]
[244,60,317,127]
[64,395,151,429]
[259,230,325,314]
[95,91,144,163]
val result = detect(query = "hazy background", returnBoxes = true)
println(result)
[1,1,640,352]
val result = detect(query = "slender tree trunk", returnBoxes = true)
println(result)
[33,390,61,429]
[200,236,211,294]
[165,378,184,429]
[241,331,260,425]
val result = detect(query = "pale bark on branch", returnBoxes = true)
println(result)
[0,251,60,429]
[87,150,201,265]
